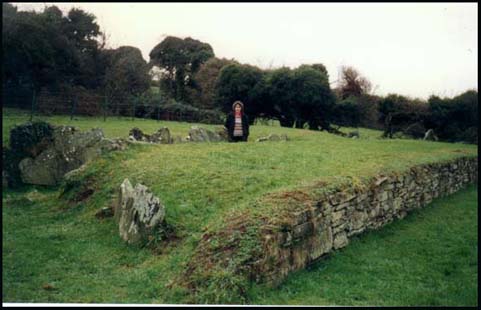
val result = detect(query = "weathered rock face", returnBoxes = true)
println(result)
[423,129,438,141]
[347,131,360,139]
[115,178,166,245]
[19,150,63,186]
[256,134,288,142]
[216,127,229,141]
[18,126,124,186]
[187,126,227,142]
[151,127,172,144]
[99,137,129,152]
[129,127,172,144]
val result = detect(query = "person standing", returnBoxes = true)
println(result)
[224,101,249,142]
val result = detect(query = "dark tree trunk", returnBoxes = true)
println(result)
[295,119,304,129]
[278,115,294,127]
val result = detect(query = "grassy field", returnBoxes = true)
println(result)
[2,108,478,305]
[1,107,384,145]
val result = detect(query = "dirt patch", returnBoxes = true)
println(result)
[74,187,95,202]
[59,172,97,206]
[452,149,470,154]
[181,212,262,294]
[95,206,114,219]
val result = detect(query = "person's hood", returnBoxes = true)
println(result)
[232,101,244,112]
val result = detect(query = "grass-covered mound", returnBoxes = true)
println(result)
[2,108,478,304]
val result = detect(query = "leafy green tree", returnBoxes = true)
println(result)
[149,36,214,102]
[214,63,266,123]
[291,65,335,130]
[63,8,105,89]
[193,57,238,109]
[266,67,296,127]
[104,46,151,102]
[63,8,101,51]
[331,96,361,127]
[2,4,104,91]
[3,5,60,89]
[378,94,408,122]
[427,90,478,143]
[219,64,339,127]
[299,63,329,77]
[356,94,383,129]
[379,94,431,138]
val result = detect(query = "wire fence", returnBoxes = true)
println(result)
[2,86,225,124]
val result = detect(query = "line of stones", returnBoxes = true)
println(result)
[251,156,478,285]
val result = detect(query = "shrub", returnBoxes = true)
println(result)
[4,121,55,188]
[134,93,225,124]
[427,90,478,144]
[331,96,361,128]
[357,94,383,129]
[403,122,427,139]
[9,121,54,158]
[379,94,430,139]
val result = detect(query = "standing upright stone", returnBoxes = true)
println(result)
[150,127,172,144]
[423,129,438,141]
[116,178,166,245]
[188,126,225,142]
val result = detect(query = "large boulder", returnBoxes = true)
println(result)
[129,127,172,144]
[115,178,166,245]
[150,127,172,144]
[18,126,123,186]
[19,149,64,186]
[216,127,229,141]
[347,131,360,139]
[188,126,226,142]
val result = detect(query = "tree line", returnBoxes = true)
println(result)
[2,3,477,143]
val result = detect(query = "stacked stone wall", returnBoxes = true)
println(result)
[252,156,478,285]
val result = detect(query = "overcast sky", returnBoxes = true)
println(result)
[12,2,478,99]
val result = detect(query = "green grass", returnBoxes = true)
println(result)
[2,107,224,146]
[1,108,388,145]
[2,108,478,304]
[2,186,188,303]
[247,184,478,306]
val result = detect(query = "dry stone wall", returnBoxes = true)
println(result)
[251,156,478,286]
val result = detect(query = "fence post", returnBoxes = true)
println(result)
[70,97,76,120]
[132,96,136,121]
[103,96,107,121]
[30,88,36,121]
[157,100,160,122]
